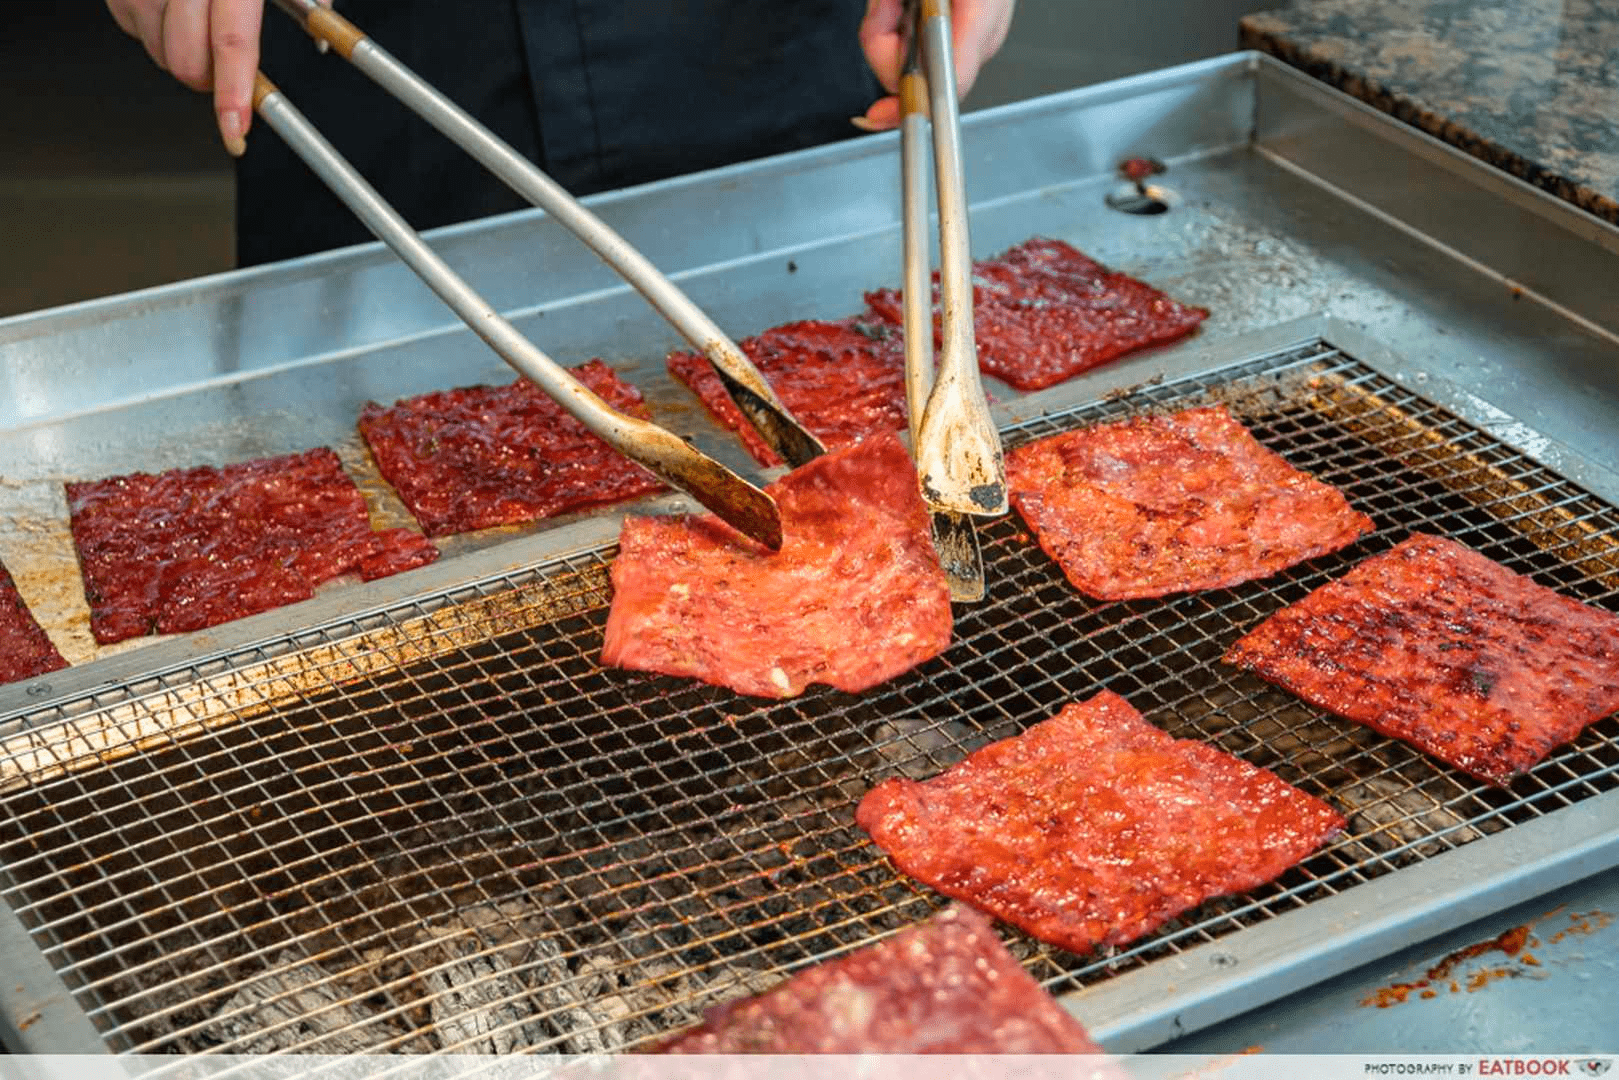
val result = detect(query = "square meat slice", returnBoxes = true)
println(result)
[667,318,909,468]
[657,904,1103,1053]
[0,560,67,687]
[863,236,1207,391]
[1224,532,1619,787]
[601,430,951,699]
[67,447,439,645]
[1006,405,1373,600]
[857,690,1345,955]
[358,360,664,537]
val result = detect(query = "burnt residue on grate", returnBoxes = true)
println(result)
[1,339,1616,1054]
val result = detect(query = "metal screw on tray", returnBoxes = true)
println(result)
[1209,951,1240,969]
[1107,156,1177,215]
[25,683,50,698]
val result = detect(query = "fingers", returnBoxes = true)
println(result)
[163,0,214,91]
[951,0,1016,99]
[858,0,906,94]
[211,0,265,157]
[858,0,1015,131]
[854,96,902,133]
[105,0,140,39]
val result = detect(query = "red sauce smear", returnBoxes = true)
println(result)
[358,360,664,536]
[1359,910,1613,1008]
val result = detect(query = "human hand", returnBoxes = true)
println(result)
[857,0,1015,132]
[104,0,332,157]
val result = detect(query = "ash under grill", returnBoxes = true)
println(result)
[1,338,1616,1055]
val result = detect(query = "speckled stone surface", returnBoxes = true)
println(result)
[1241,0,1619,226]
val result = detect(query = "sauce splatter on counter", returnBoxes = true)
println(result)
[1360,909,1611,1008]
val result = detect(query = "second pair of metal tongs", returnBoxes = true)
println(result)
[898,0,1008,602]
[251,0,831,551]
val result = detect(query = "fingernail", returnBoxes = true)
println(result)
[220,111,247,157]
[316,38,330,54]
[850,116,882,132]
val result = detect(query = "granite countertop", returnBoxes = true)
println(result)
[1241,0,1619,227]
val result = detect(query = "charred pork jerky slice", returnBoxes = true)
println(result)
[0,560,67,686]
[857,690,1345,955]
[657,904,1102,1053]
[863,236,1208,392]
[601,430,951,699]
[1006,405,1373,600]
[358,360,664,537]
[66,447,435,645]
[667,318,908,468]
[1225,533,1619,787]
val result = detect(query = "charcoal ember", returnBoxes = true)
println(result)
[206,952,400,1053]
[558,956,783,1054]
[1337,776,1488,860]
[867,716,981,780]
[420,922,549,1053]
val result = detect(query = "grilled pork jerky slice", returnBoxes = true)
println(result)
[857,690,1345,955]
[0,560,67,686]
[657,904,1102,1053]
[667,318,909,468]
[67,447,438,645]
[358,360,664,537]
[601,430,951,699]
[1225,532,1619,786]
[863,236,1208,391]
[1006,405,1373,600]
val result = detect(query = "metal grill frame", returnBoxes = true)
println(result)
[0,318,1616,1056]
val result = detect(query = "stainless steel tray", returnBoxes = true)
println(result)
[0,52,1616,1054]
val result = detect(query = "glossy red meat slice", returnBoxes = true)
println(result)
[1006,405,1373,600]
[67,447,439,645]
[358,360,664,537]
[358,528,441,581]
[863,236,1208,391]
[601,430,951,699]
[0,560,67,687]
[1224,533,1619,786]
[657,904,1103,1053]
[857,690,1345,955]
[666,318,908,468]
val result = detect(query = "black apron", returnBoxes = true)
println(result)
[238,0,879,267]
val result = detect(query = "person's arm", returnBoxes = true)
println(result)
[857,0,1015,131]
[103,0,329,156]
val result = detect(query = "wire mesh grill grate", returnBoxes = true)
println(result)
[0,338,1615,1054]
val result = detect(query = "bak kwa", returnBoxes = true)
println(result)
[67,447,438,645]
[0,559,67,686]
[856,690,1345,954]
[601,430,951,699]
[657,904,1103,1053]
[1224,533,1619,787]
[358,360,664,536]
[1006,405,1372,600]
[667,319,908,468]
[864,236,1207,391]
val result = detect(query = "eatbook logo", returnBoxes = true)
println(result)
[1578,1061,1611,1078]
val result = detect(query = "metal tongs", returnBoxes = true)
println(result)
[250,0,835,550]
[899,0,1007,601]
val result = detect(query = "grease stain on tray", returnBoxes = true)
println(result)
[1360,909,1612,1008]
